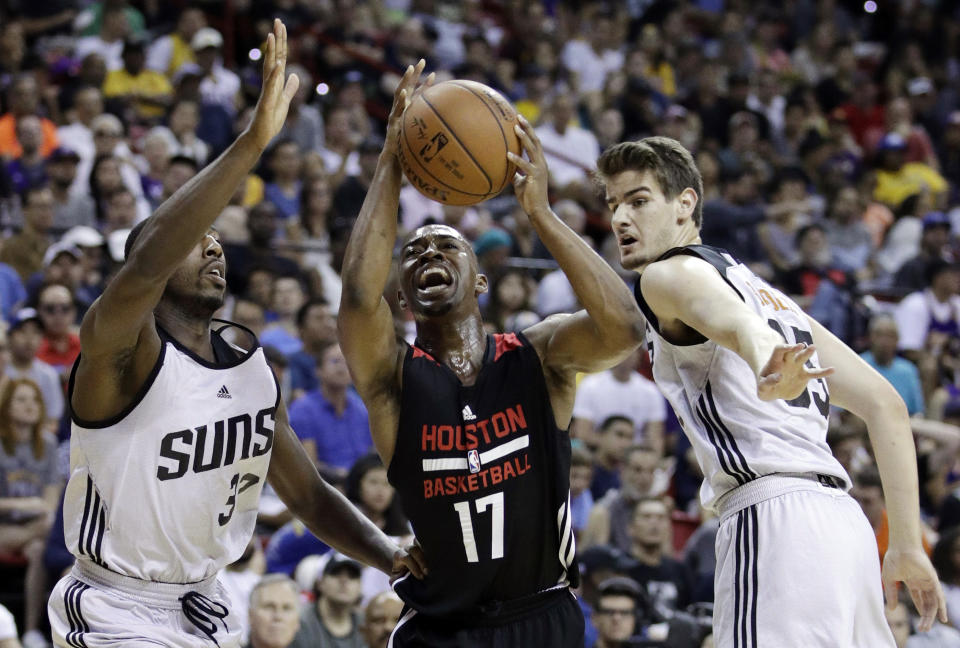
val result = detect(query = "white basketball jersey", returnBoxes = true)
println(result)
[63,323,279,583]
[636,246,848,510]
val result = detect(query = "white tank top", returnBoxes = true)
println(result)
[64,322,279,583]
[635,246,848,510]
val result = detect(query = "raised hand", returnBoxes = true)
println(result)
[757,343,834,401]
[508,115,551,219]
[247,19,300,151]
[883,546,948,632]
[384,59,433,158]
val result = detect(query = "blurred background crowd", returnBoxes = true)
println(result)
[2,0,960,646]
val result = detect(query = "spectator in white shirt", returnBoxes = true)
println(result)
[534,94,600,193]
[570,349,667,454]
[56,86,103,164]
[192,28,241,116]
[560,10,624,95]
[73,7,128,71]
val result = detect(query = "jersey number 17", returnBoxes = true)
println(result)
[453,491,505,562]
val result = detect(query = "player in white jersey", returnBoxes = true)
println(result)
[46,21,425,648]
[595,136,946,647]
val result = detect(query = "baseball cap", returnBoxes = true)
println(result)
[191,27,223,51]
[473,228,512,257]
[43,241,81,267]
[579,545,639,576]
[9,307,43,333]
[877,132,907,152]
[321,553,363,578]
[597,575,644,599]
[62,225,105,248]
[922,211,950,230]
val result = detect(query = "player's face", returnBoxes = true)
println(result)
[163,230,226,317]
[249,582,300,648]
[605,169,697,272]
[398,225,485,318]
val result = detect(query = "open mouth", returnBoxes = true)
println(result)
[204,263,226,284]
[619,234,638,247]
[416,266,453,295]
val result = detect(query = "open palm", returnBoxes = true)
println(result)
[247,19,300,151]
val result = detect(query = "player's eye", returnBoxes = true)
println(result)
[632,199,646,208]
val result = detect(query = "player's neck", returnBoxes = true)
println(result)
[155,306,215,362]
[414,315,487,384]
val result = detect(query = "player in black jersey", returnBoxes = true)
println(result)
[339,61,645,647]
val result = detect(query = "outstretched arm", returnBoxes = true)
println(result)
[268,397,426,579]
[80,20,299,362]
[807,316,946,631]
[640,255,832,400]
[338,61,429,465]
[511,116,644,375]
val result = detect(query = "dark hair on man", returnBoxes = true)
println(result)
[596,136,704,227]
[599,415,634,433]
[168,155,199,172]
[295,297,330,329]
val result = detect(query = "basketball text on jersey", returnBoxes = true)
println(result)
[156,406,276,481]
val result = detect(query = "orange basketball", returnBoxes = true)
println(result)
[398,80,522,206]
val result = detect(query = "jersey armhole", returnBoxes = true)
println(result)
[635,245,746,347]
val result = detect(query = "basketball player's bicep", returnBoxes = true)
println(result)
[338,298,400,395]
[79,268,164,357]
[529,312,635,374]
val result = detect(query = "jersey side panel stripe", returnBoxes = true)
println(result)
[706,382,757,479]
[695,399,746,485]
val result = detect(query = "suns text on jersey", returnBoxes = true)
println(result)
[155,407,276,481]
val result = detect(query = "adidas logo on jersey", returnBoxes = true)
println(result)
[217,385,232,399]
[461,405,476,421]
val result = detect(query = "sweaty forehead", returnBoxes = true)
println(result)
[402,225,469,248]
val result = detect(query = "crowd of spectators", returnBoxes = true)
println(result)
[3,0,960,646]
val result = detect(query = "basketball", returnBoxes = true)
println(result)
[398,79,522,206]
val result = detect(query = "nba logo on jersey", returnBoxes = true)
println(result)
[467,449,481,473]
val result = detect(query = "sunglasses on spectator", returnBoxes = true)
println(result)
[40,303,74,314]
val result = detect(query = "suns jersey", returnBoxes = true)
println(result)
[389,332,578,616]
[636,245,849,510]
[63,321,279,583]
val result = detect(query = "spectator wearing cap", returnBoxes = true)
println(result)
[289,553,366,648]
[264,139,303,220]
[578,546,640,648]
[592,576,643,648]
[873,132,947,210]
[73,6,130,71]
[47,147,95,233]
[0,74,60,159]
[4,308,63,426]
[146,7,205,79]
[33,282,80,377]
[245,574,301,648]
[894,259,960,360]
[102,36,174,122]
[859,314,925,416]
[0,185,54,282]
[192,27,241,116]
[895,211,954,296]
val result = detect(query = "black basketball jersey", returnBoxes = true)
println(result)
[389,332,579,617]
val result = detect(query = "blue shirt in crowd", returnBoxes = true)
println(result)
[859,351,925,416]
[288,388,372,470]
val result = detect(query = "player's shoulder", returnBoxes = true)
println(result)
[641,253,725,297]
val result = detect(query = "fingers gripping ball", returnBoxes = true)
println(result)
[399,80,522,206]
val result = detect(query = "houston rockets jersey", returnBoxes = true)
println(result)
[389,332,578,616]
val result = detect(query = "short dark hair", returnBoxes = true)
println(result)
[596,137,704,227]
[599,415,634,433]
[296,297,330,329]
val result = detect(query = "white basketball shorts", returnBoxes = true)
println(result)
[48,560,242,648]
[713,474,895,647]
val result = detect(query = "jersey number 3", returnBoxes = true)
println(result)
[767,319,830,418]
[453,491,504,562]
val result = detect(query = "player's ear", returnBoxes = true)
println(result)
[676,187,698,225]
[475,273,488,297]
[397,289,407,310]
